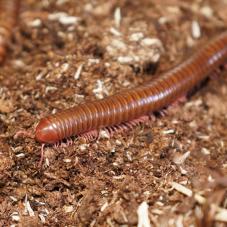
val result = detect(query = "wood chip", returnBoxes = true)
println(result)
[24,195,35,217]
[74,64,83,80]
[114,7,121,28]
[173,151,190,165]
[137,202,151,227]
[215,208,227,222]
[191,20,201,39]
[171,182,192,197]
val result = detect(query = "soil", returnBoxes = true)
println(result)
[0,0,227,226]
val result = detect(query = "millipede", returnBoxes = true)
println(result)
[0,0,20,63]
[15,31,227,166]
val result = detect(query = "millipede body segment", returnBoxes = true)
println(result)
[35,32,227,144]
[0,0,20,62]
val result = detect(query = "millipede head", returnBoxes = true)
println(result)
[35,118,59,144]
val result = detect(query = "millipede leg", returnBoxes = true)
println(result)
[78,130,99,142]
[103,115,150,138]
[66,138,73,146]
[54,142,60,148]
[170,95,187,108]
[209,68,222,80]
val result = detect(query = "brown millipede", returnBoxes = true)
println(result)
[0,0,20,63]
[15,31,227,166]
[35,32,227,143]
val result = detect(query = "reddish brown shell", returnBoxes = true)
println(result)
[35,32,227,144]
[0,0,20,62]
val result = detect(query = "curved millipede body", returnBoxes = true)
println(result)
[35,32,227,144]
[0,0,20,62]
